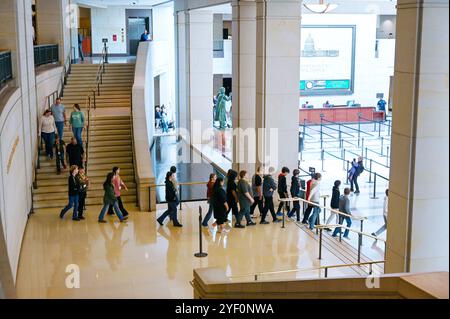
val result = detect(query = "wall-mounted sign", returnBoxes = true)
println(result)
[300,25,356,96]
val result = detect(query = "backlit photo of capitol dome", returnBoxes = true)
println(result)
[302,33,339,57]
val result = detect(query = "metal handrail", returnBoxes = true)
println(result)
[230,260,385,281]
[84,46,107,174]
[321,118,374,137]
[279,197,366,221]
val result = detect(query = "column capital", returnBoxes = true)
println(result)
[396,0,449,10]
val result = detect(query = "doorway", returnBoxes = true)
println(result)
[128,17,149,56]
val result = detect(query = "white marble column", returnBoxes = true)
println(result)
[35,0,72,63]
[176,10,190,137]
[385,0,449,273]
[231,0,257,173]
[254,0,301,171]
[187,10,214,149]
[0,0,36,293]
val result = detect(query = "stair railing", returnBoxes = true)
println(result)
[84,46,107,175]
[33,52,72,190]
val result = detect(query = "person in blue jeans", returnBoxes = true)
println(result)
[157,171,182,227]
[69,104,85,146]
[51,98,66,140]
[332,188,352,238]
[60,165,81,221]
[307,174,322,230]
[202,173,216,227]
[98,172,126,223]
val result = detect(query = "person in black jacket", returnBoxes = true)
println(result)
[59,165,81,221]
[288,169,301,219]
[276,167,290,216]
[226,169,239,223]
[157,172,182,227]
[212,177,229,233]
[261,168,282,224]
[325,180,341,231]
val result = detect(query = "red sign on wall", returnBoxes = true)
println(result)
[112,34,117,42]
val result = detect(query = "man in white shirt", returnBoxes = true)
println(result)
[307,173,322,230]
[372,189,389,237]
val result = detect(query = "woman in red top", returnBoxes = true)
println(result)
[202,173,217,227]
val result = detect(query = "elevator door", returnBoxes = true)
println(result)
[128,17,149,55]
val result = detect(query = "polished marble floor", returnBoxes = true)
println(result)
[15,199,384,299]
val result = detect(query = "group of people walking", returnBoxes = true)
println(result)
[59,165,130,223]
[158,164,389,239]
[39,98,86,174]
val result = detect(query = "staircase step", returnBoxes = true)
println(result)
[89,150,133,159]
[34,174,135,186]
[33,194,137,209]
[37,162,133,174]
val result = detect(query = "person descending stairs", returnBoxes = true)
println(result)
[33,63,137,210]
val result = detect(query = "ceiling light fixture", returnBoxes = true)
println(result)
[303,0,338,14]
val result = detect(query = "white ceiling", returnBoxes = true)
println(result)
[74,0,170,8]
[196,1,396,16]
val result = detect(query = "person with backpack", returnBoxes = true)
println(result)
[349,156,364,194]
[325,180,341,231]
[276,167,290,216]
[288,169,301,219]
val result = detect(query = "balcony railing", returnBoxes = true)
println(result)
[34,44,59,67]
[0,51,13,87]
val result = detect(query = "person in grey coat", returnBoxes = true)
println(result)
[332,188,352,238]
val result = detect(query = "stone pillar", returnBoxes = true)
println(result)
[188,10,214,149]
[254,0,302,171]
[0,0,36,292]
[176,10,190,137]
[385,0,449,273]
[231,0,258,173]
[35,0,72,63]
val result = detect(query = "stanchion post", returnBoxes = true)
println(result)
[358,233,362,263]
[319,228,323,260]
[179,185,183,210]
[346,161,350,184]
[365,148,368,166]
[368,159,373,183]
[371,174,378,199]
[386,146,390,166]
[323,197,327,223]
[378,120,382,137]
[381,137,384,155]
[194,206,208,258]
[361,138,364,156]
[321,149,324,171]
[360,220,364,246]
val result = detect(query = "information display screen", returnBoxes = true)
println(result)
[300,25,356,96]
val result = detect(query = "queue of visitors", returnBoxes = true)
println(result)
[157,165,388,241]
